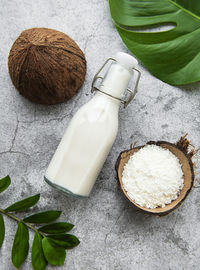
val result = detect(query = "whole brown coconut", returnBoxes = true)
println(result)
[116,136,196,216]
[8,28,86,104]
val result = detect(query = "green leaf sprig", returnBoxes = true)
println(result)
[0,176,80,270]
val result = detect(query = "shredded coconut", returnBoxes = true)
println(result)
[122,145,184,209]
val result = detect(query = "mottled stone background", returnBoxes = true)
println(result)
[0,0,200,269]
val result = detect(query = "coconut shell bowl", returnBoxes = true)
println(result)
[116,136,196,216]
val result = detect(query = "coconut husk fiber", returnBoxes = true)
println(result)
[8,28,86,104]
[116,137,195,216]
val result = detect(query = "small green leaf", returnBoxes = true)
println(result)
[12,222,29,269]
[31,233,47,270]
[23,211,61,224]
[5,194,40,212]
[0,213,5,248]
[39,222,74,234]
[47,234,80,249]
[0,176,11,193]
[42,237,66,266]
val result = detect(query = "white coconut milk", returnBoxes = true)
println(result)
[45,53,138,197]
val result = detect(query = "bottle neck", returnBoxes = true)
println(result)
[99,62,132,100]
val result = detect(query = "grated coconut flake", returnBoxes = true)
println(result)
[122,145,184,209]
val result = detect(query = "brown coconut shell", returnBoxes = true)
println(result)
[116,136,195,216]
[8,28,86,104]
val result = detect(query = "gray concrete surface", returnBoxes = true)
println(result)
[0,0,200,269]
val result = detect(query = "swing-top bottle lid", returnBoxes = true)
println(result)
[115,52,138,71]
[91,52,141,108]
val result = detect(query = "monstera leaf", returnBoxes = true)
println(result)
[109,0,200,85]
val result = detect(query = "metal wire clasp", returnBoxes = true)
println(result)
[91,58,141,108]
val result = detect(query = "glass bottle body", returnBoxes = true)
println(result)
[45,92,119,197]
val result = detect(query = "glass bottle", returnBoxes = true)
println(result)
[44,52,140,197]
